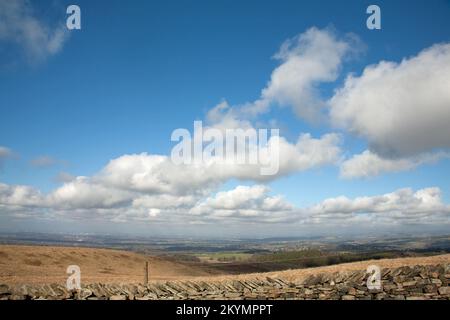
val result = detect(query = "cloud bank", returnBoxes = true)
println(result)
[1,179,448,230]
[340,150,450,179]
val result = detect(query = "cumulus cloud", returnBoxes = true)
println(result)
[1,178,448,230]
[208,32,450,178]
[307,187,450,226]
[0,0,68,62]
[330,43,450,158]
[208,28,361,124]
[85,131,341,198]
[48,177,133,209]
[189,185,293,222]
[0,181,293,223]
[340,150,450,178]
[0,183,43,207]
[254,27,360,122]
[279,133,341,171]
[2,26,450,234]
[0,128,340,219]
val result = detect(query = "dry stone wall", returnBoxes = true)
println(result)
[1,264,449,300]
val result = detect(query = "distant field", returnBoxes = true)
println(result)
[194,252,253,263]
[188,249,437,274]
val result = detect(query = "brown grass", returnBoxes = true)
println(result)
[0,245,216,285]
[186,253,450,283]
[0,245,448,285]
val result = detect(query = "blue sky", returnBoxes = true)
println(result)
[0,0,450,237]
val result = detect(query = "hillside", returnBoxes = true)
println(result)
[0,245,218,285]
[192,253,450,283]
[1,245,449,286]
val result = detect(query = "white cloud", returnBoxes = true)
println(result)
[2,26,449,234]
[207,28,361,123]
[189,185,294,222]
[330,43,450,158]
[276,133,341,175]
[0,183,43,207]
[340,150,450,178]
[0,129,340,219]
[1,179,448,230]
[194,185,291,211]
[0,0,68,62]
[48,177,133,209]
[207,32,450,178]
[255,27,359,122]
[206,101,255,130]
[307,187,450,226]
[95,131,341,196]
[132,194,197,210]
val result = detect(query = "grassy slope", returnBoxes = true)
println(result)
[1,245,449,285]
[0,245,219,285]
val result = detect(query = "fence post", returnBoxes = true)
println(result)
[144,261,149,285]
